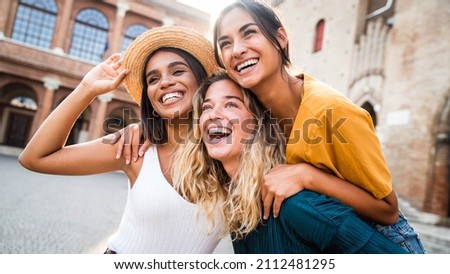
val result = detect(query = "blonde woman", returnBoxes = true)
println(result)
[172,72,407,253]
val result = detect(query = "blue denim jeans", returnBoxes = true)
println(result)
[373,211,427,254]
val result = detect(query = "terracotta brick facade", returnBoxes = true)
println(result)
[277,0,450,221]
[0,0,209,145]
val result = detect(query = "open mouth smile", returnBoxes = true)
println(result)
[160,91,183,104]
[206,126,232,144]
[236,58,259,73]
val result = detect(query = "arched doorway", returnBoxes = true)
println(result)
[361,101,378,127]
[0,83,37,148]
[66,108,91,145]
[428,96,450,219]
[103,107,139,136]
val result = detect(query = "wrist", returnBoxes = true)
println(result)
[71,84,98,106]
[298,163,314,190]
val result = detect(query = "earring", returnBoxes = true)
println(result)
[152,110,159,117]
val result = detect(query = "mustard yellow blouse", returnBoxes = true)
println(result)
[286,74,392,199]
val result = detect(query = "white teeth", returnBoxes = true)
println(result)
[208,127,231,135]
[162,92,182,103]
[236,59,258,72]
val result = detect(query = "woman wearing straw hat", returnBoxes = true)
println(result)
[19,26,224,253]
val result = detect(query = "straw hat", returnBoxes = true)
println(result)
[122,25,220,105]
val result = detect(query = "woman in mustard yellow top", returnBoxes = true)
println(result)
[211,0,425,253]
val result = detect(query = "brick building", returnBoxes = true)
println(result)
[276,0,450,223]
[0,0,209,147]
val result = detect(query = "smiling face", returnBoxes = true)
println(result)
[215,7,285,92]
[199,78,255,176]
[145,50,198,119]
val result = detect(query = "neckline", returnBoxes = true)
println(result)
[152,146,196,206]
[287,73,306,143]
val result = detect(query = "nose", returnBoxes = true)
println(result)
[232,39,247,58]
[208,106,224,121]
[160,74,175,89]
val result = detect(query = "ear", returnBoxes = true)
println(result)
[276,27,288,50]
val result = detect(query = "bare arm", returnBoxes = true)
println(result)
[262,163,398,225]
[263,99,399,225]
[19,54,130,175]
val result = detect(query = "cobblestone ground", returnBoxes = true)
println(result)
[0,155,128,254]
[0,154,234,254]
[1,154,448,254]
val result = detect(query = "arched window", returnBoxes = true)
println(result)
[10,96,38,110]
[12,0,58,49]
[313,19,325,52]
[103,108,139,136]
[1,83,37,148]
[121,24,148,53]
[69,9,109,63]
[361,101,377,127]
[67,108,91,145]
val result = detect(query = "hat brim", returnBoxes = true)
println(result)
[122,26,220,105]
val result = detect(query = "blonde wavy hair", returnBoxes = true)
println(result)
[172,72,286,240]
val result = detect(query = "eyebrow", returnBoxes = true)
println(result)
[217,22,258,43]
[145,61,189,79]
[203,95,244,103]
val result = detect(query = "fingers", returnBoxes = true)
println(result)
[261,182,268,205]
[106,52,126,75]
[118,123,145,164]
[272,195,285,219]
[111,58,124,72]
[122,126,132,165]
[130,124,141,162]
[101,132,120,145]
[106,53,121,65]
[111,69,128,89]
[263,189,286,219]
[139,139,151,157]
[262,191,274,220]
[115,128,126,160]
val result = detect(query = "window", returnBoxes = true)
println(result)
[313,19,325,52]
[69,9,109,63]
[12,0,57,49]
[361,102,377,127]
[121,24,148,53]
[10,96,38,110]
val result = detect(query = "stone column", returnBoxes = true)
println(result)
[52,0,74,54]
[0,0,12,36]
[163,17,174,26]
[108,2,129,55]
[30,77,60,134]
[90,94,113,140]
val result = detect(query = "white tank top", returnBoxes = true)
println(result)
[107,146,223,253]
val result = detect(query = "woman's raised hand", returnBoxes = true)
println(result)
[80,53,129,97]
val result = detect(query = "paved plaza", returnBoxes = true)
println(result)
[0,154,232,254]
[0,154,448,254]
